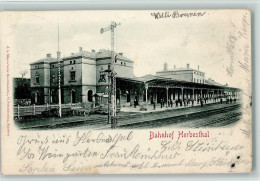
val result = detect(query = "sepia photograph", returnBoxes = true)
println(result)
[12,11,242,130]
[1,9,252,174]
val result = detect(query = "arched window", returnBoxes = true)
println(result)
[88,90,93,102]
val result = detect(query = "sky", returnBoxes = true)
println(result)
[9,10,248,88]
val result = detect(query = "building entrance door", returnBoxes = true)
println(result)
[71,90,76,103]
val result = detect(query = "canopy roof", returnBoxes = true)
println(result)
[116,75,240,91]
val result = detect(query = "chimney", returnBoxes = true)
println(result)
[187,63,190,69]
[71,53,74,55]
[91,49,95,53]
[174,65,176,69]
[79,47,83,52]
[198,65,200,70]
[119,53,123,56]
[164,62,168,71]
[46,53,51,58]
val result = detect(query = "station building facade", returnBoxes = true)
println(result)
[30,47,134,105]
[156,63,205,84]
[30,48,240,107]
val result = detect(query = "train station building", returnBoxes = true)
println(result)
[30,47,240,108]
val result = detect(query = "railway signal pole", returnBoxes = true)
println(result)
[100,21,120,129]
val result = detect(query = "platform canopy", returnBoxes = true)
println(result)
[116,75,240,91]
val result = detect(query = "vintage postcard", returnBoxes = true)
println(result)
[1,10,252,174]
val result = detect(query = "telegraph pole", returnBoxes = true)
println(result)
[57,24,62,117]
[100,21,120,129]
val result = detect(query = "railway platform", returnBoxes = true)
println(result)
[16,100,241,130]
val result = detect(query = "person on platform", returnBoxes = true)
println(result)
[200,98,204,107]
[170,99,173,107]
[230,98,233,103]
[134,98,137,108]
[175,99,178,107]
[162,98,165,107]
[191,99,194,106]
[153,101,156,110]
[234,98,236,103]
[220,98,223,104]
[180,99,183,107]
[160,98,163,108]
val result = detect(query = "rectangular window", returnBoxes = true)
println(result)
[99,72,106,82]
[70,71,76,81]
[35,75,39,84]
[52,75,55,83]
[108,65,111,70]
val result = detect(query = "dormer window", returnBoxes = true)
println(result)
[70,61,72,64]
[73,60,76,64]
[35,65,38,68]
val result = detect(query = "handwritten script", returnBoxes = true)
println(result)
[151,11,206,20]
[14,131,249,174]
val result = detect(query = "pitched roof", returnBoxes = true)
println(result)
[57,49,133,62]
[63,50,96,59]
[30,57,59,65]
[205,79,223,86]
[96,49,133,62]
[157,67,204,74]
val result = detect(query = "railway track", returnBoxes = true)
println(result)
[118,104,241,129]
[23,103,241,130]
